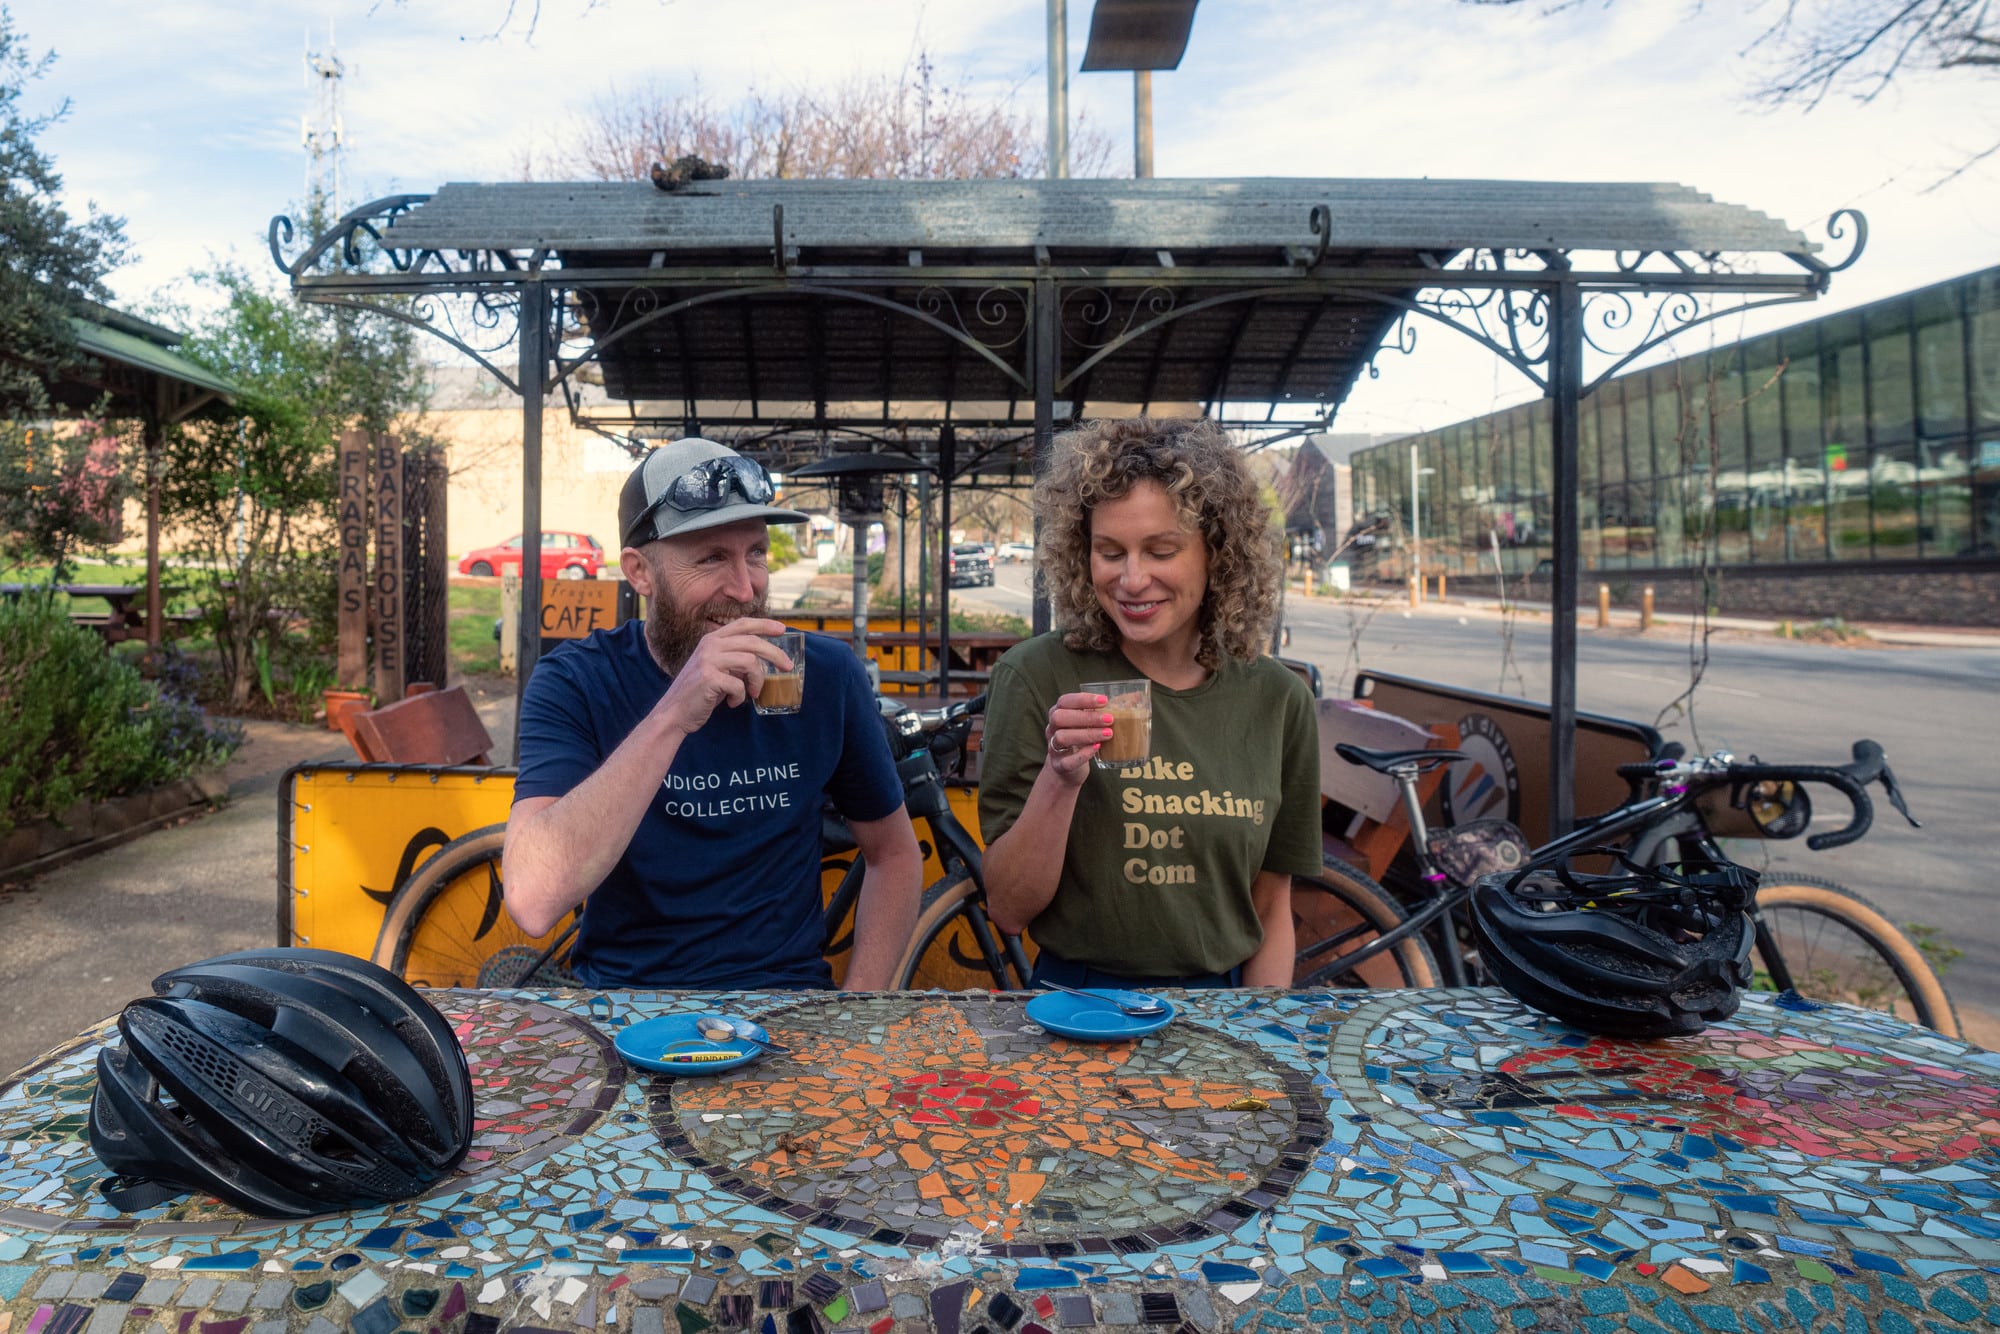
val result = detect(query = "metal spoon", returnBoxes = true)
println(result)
[1037,981,1168,1017]
[696,1015,794,1055]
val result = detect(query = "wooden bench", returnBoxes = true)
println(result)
[1315,699,1460,881]
[343,685,494,766]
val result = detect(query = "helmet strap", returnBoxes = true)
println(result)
[98,1174,187,1211]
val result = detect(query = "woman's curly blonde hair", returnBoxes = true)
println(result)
[1034,417,1282,669]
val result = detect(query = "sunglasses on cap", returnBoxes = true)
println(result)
[626,455,778,545]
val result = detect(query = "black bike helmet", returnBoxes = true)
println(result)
[1471,857,1758,1039]
[88,948,474,1217]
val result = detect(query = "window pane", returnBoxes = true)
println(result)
[1711,349,1746,474]
[1976,436,2000,557]
[1597,485,1629,570]
[1780,328,1826,561]
[1654,472,1691,568]
[1867,302,1916,447]
[1599,381,1627,484]
[1626,480,1656,565]
[1871,443,1920,560]
[1914,288,1968,439]
[1822,315,1870,557]
[1745,338,1785,467]
[1650,368,1684,478]
[1920,438,1975,558]
[1972,273,2000,428]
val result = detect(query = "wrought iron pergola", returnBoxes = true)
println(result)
[271,177,1863,827]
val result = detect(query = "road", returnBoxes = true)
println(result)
[973,562,2000,1019]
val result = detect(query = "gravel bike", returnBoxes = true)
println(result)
[1291,737,1956,1034]
[820,692,1034,990]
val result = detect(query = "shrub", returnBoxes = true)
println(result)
[0,597,243,833]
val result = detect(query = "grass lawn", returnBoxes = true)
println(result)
[450,580,502,676]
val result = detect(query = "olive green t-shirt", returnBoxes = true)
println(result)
[978,633,1323,977]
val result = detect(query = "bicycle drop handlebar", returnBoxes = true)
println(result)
[1616,739,1920,852]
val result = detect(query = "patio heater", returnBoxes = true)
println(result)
[790,452,929,663]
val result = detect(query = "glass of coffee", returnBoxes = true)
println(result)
[1080,678,1151,770]
[755,632,806,716]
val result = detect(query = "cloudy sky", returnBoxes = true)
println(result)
[14,0,1999,434]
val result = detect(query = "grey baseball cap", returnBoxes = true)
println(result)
[618,438,809,549]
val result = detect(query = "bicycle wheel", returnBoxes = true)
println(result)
[370,824,577,988]
[1293,855,1440,990]
[894,874,1035,990]
[1754,876,1960,1037]
[819,852,860,986]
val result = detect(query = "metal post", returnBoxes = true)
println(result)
[512,279,548,763]
[1046,0,1069,179]
[1409,442,1421,593]
[1597,583,1611,629]
[938,424,956,699]
[144,380,165,655]
[917,472,930,638]
[849,519,869,661]
[1547,275,1584,836]
[1031,277,1058,637]
[1133,71,1153,178]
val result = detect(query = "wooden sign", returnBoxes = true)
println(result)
[336,432,370,688]
[372,435,405,702]
[539,579,618,641]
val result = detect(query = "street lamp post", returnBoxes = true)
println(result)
[1410,443,1436,605]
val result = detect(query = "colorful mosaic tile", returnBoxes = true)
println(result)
[0,987,1996,1333]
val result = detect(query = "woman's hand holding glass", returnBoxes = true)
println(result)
[1043,692,1112,784]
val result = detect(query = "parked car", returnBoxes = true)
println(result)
[948,542,995,588]
[997,541,1034,564]
[458,531,605,580]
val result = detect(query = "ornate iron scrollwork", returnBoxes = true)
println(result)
[914,286,1030,353]
[1059,285,1176,353]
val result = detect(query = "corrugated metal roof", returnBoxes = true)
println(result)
[68,316,238,401]
[378,177,1814,258]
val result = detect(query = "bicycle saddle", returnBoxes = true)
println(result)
[1334,743,1468,774]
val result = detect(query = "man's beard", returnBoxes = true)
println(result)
[647,590,768,675]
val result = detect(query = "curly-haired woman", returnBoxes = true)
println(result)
[977,418,1321,990]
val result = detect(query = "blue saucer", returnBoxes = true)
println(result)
[1024,989,1175,1041]
[614,1013,768,1074]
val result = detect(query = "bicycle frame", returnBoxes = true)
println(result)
[822,708,1032,989]
[1304,781,1709,988]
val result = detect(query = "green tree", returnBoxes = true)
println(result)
[159,265,432,706]
[0,419,127,581]
[0,5,127,417]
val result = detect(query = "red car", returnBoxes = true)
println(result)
[457,531,606,580]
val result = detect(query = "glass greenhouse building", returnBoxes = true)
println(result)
[1351,266,2000,581]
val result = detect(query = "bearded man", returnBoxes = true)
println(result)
[503,438,921,989]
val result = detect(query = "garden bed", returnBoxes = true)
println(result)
[0,771,229,884]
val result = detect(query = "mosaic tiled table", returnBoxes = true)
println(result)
[4,987,2000,1334]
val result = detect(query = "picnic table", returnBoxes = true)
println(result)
[0,581,188,644]
[3,986,1997,1333]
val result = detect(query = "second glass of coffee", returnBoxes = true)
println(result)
[1080,678,1150,770]
[756,632,806,716]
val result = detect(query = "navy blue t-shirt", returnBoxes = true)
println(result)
[513,621,903,989]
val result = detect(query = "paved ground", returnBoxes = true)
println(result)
[0,682,521,1080]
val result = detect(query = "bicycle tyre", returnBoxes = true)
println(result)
[894,874,1031,991]
[1754,875,1960,1038]
[1293,855,1440,990]
[370,823,576,988]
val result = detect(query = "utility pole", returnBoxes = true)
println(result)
[1047,0,1069,179]
[1133,70,1153,177]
